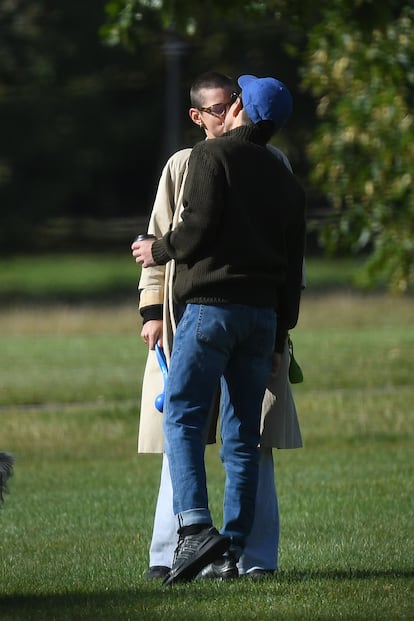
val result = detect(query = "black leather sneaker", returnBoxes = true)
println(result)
[144,565,170,580]
[163,526,230,586]
[195,551,239,580]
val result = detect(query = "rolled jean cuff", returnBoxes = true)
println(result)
[177,508,212,529]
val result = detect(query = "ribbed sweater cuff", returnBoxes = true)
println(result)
[152,239,171,265]
[140,304,163,324]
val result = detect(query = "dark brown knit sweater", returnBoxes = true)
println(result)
[151,124,306,351]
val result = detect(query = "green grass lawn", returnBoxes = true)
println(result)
[0,255,413,620]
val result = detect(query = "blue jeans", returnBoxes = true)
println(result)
[163,303,276,554]
[149,449,279,571]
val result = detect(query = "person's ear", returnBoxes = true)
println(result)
[189,107,205,129]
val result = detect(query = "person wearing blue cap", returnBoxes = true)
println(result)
[134,74,306,586]
[237,74,293,129]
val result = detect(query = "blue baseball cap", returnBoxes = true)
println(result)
[237,75,292,130]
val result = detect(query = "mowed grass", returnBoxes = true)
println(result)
[0,255,413,620]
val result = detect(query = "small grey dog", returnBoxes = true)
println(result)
[0,452,15,508]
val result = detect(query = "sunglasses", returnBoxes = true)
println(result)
[198,91,240,119]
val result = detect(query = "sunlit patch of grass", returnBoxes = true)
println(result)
[0,304,139,336]
[297,290,414,329]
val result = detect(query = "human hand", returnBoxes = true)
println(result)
[141,319,163,350]
[131,238,157,267]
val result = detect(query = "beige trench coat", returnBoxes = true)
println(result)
[137,147,303,453]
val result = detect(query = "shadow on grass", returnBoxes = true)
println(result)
[1,569,413,621]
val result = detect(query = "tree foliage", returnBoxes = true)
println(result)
[303,3,414,293]
[103,0,414,293]
[1,0,413,293]
[0,0,315,253]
